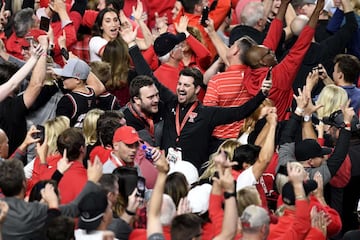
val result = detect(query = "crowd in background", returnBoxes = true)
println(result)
[0,0,359,239]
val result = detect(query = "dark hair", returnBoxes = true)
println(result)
[46,216,75,240]
[0,62,19,85]
[112,166,138,211]
[0,159,25,196]
[179,67,203,87]
[232,144,261,170]
[238,36,257,63]
[57,128,85,161]
[129,75,155,101]
[181,0,202,13]
[171,213,203,240]
[29,180,59,202]
[92,8,119,37]
[96,112,123,148]
[106,0,124,12]
[334,54,360,84]
[164,172,189,207]
[99,173,118,194]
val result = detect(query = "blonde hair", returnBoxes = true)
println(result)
[351,0,360,15]
[44,116,70,155]
[316,84,348,120]
[240,98,274,135]
[83,109,104,145]
[237,185,261,216]
[200,139,241,180]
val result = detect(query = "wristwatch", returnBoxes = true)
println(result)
[304,115,311,122]
[224,191,236,199]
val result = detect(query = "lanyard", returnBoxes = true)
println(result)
[175,101,198,142]
[127,102,155,139]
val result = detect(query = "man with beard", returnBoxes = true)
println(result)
[122,29,271,172]
[122,76,163,147]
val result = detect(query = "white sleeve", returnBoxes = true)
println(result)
[236,166,257,191]
[24,158,35,179]
[89,36,108,62]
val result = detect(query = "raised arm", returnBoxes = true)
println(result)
[213,167,238,240]
[252,111,277,180]
[132,0,154,50]
[0,43,42,102]
[23,36,47,109]
[147,151,169,238]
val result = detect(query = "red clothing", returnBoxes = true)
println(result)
[129,226,171,240]
[176,0,231,60]
[244,19,315,121]
[305,228,326,240]
[71,34,91,64]
[110,86,130,107]
[268,200,311,240]
[51,11,82,66]
[309,196,342,237]
[203,64,252,138]
[39,161,87,204]
[178,35,211,72]
[154,64,180,94]
[26,154,62,196]
[122,0,150,26]
[145,0,176,29]
[5,34,27,60]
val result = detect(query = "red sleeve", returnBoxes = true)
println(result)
[82,10,98,28]
[262,18,283,50]
[289,200,311,239]
[141,47,159,71]
[322,205,342,236]
[69,11,82,32]
[185,35,211,70]
[318,138,325,146]
[271,26,315,91]
[208,193,224,236]
[209,0,232,30]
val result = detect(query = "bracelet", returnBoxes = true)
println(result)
[125,209,136,216]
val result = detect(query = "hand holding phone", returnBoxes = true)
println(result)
[32,125,45,144]
[261,67,272,96]
[200,6,209,27]
[136,176,146,198]
[40,16,50,32]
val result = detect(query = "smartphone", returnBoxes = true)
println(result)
[39,16,50,32]
[61,47,69,60]
[136,176,146,198]
[200,6,209,27]
[32,125,45,144]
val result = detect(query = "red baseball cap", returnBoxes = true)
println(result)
[113,126,140,144]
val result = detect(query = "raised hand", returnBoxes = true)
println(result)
[57,149,73,174]
[287,162,306,184]
[177,197,191,215]
[132,0,144,21]
[261,69,272,96]
[87,156,103,183]
[41,183,59,208]
[342,99,355,125]
[154,150,169,174]
[293,86,309,112]
[175,16,189,34]
[0,200,9,224]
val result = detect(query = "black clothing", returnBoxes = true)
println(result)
[129,45,266,171]
[290,12,357,97]
[0,95,28,158]
[96,92,121,111]
[56,87,96,127]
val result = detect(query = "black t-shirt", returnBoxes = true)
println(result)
[0,95,28,157]
[56,87,96,127]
